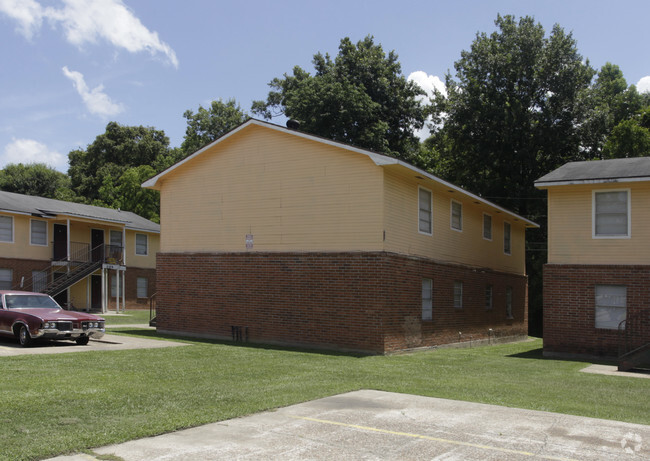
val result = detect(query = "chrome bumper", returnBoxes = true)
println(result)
[33,327,105,340]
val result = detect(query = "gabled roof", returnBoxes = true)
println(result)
[535,157,650,187]
[143,119,538,228]
[0,191,160,233]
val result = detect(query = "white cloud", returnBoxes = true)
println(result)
[62,66,124,117]
[2,138,67,170]
[408,71,447,140]
[637,76,650,94]
[0,0,178,67]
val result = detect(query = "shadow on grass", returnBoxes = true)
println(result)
[108,328,370,358]
[507,347,617,366]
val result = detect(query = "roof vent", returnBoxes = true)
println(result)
[286,119,300,130]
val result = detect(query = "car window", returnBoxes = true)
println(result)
[5,295,60,309]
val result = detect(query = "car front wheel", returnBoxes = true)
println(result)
[18,325,32,347]
[76,336,90,346]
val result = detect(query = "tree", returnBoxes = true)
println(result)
[427,15,595,336]
[0,163,75,200]
[252,36,427,161]
[181,99,249,155]
[602,107,650,158]
[68,122,175,221]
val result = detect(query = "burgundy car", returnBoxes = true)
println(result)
[0,291,105,347]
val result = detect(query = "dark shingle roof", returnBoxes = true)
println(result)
[0,191,159,233]
[535,157,650,186]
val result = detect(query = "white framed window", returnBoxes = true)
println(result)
[503,222,511,255]
[453,281,463,309]
[483,214,492,240]
[30,220,47,246]
[32,271,47,292]
[593,190,630,238]
[110,230,123,247]
[485,285,493,310]
[595,285,627,329]
[450,200,462,231]
[0,216,13,243]
[418,187,433,235]
[110,275,124,297]
[506,286,513,318]
[0,268,12,289]
[137,277,148,298]
[135,233,148,255]
[422,278,433,321]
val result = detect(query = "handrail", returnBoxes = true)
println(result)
[149,292,157,327]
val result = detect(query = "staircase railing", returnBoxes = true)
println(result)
[618,310,650,372]
[149,292,157,327]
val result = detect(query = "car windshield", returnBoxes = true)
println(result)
[4,295,61,309]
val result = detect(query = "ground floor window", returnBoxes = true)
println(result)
[0,268,12,289]
[422,278,432,320]
[595,285,627,329]
[111,275,124,297]
[506,286,513,318]
[32,271,47,292]
[137,277,148,298]
[453,281,463,309]
[485,285,493,310]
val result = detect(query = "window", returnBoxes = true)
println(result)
[451,200,462,231]
[453,281,463,309]
[0,269,12,289]
[503,222,511,255]
[30,220,47,246]
[594,190,630,238]
[110,230,123,247]
[485,285,493,310]
[418,187,432,235]
[137,277,148,298]
[0,216,13,242]
[32,271,47,292]
[422,278,433,320]
[595,285,627,329]
[110,275,124,297]
[506,286,513,318]
[483,214,492,240]
[135,233,148,255]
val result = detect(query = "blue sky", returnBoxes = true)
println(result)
[1,0,649,173]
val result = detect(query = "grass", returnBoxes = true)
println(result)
[0,335,648,461]
[102,309,151,325]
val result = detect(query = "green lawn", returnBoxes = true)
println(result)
[0,335,648,461]
[102,309,151,325]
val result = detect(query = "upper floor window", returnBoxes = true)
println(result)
[483,214,492,240]
[593,190,630,238]
[450,200,462,231]
[135,233,148,255]
[418,187,432,235]
[503,222,511,255]
[30,220,47,246]
[0,216,13,243]
[110,230,123,247]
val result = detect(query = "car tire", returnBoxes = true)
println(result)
[18,325,32,347]
[76,336,90,346]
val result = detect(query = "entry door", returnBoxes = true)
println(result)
[53,224,67,260]
[91,229,104,262]
[91,275,102,310]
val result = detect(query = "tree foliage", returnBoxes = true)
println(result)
[68,122,175,222]
[0,163,74,200]
[181,99,250,155]
[602,108,650,158]
[252,35,427,161]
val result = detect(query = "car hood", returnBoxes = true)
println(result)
[7,308,104,321]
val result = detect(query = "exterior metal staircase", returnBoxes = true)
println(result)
[42,260,103,297]
[618,310,650,372]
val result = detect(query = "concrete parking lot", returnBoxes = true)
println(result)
[47,389,648,461]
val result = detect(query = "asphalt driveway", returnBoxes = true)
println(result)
[46,389,649,460]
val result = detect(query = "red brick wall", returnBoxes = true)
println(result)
[543,264,650,358]
[156,252,528,353]
[0,257,50,289]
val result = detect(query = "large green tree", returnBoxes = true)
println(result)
[427,15,595,336]
[68,122,176,222]
[602,107,650,158]
[0,163,75,200]
[181,99,249,155]
[252,36,427,161]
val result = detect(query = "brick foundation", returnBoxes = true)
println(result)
[156,252,528,354]
[543,264,650,359]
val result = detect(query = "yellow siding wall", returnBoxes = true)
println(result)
[546,182,650,264]
[383,168,527,275]
[126,230,158,269]
[0,214,51,260]
[158,125,385,252]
